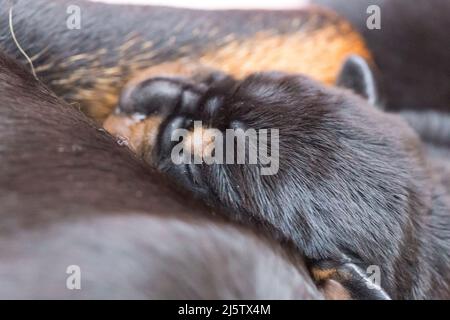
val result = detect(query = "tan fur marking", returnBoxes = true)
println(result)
[311,267,338,281]
[123,60,201,88]
[198,24,370,84]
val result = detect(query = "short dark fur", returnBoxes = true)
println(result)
[0,52,322,299]
[3,0,450,300]
[133,70,450,300]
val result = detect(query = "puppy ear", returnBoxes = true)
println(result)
[336,55,382,108]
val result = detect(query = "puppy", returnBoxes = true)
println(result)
[105,55,450,299]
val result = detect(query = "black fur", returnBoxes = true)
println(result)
[127,68,450,299]
[4,0,448,114]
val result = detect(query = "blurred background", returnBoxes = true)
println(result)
[91,0,308,9]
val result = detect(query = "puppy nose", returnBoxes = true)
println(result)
[118,78,207,117]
